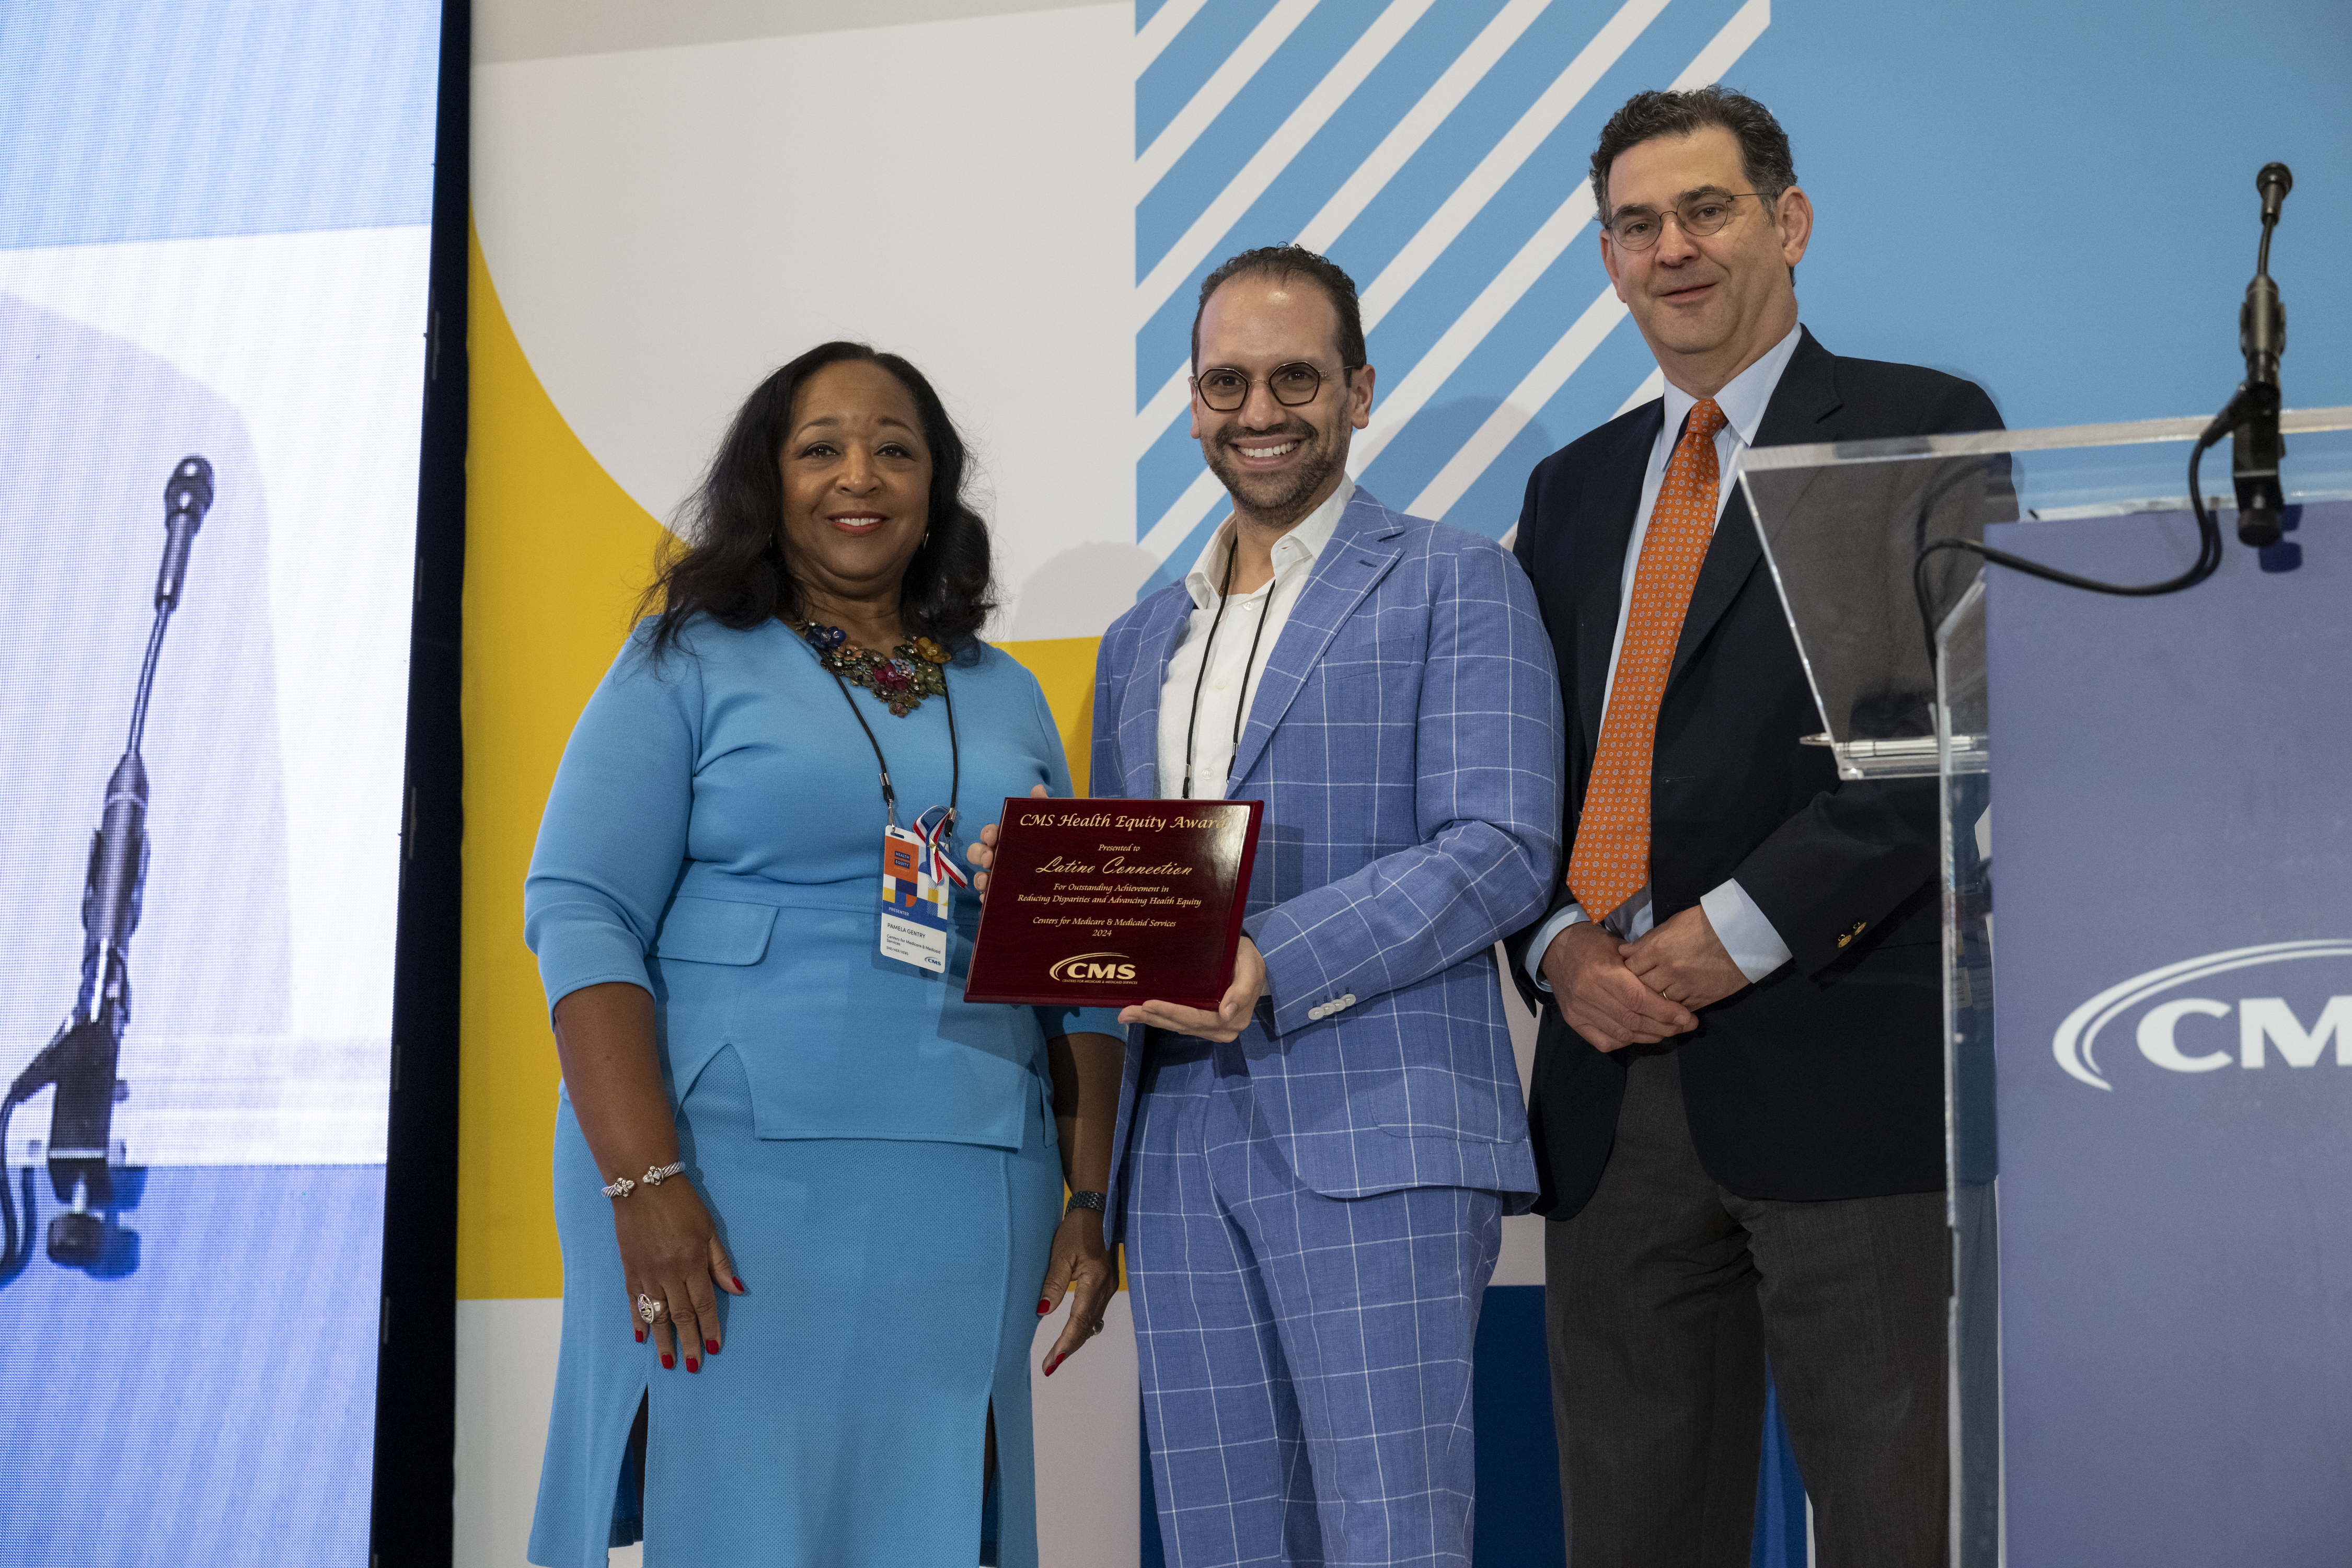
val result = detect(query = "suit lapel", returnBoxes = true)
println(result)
[1121,588,1196,798]
[1576,408,1659,752]
[1225,489,1405,791]
[1668,327,1843,690]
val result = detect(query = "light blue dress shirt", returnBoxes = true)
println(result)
[1527,325,1803,990]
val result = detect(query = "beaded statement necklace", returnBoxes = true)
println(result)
[791,620,951,717]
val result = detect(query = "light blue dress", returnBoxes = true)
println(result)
[523,616,1117,1568]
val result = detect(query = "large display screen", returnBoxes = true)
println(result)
[0,4,442,1559]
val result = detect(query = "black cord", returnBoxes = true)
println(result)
[0,1022,73,1277]
[1179,547,1239,799]
[1181,542,1284,797]
[826,669,901,827]
[1229,581,1276,777]
[802,633,960,836]
[0,1096,20,1275]
[942,676,960,841]
[1912,396,2235,661]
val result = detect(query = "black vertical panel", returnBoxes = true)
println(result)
[371,2,467,1563]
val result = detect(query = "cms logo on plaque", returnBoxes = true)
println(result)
[2054,940,2352,1089]
[1049,952,1138,983]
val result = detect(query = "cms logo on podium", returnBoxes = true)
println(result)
[1049,952,1138,983]
[2055,940,2352,1089]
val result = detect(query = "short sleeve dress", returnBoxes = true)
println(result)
[522,616,1119,1568]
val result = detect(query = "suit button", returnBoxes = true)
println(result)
[1307,1004,1328,1020]
[1339,994,1356,1008]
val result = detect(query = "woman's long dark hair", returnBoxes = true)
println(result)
[641,341,996,660]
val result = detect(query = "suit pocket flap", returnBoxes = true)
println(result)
[651,896,777,966]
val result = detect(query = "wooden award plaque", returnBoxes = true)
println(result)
[964,797,1263,1009]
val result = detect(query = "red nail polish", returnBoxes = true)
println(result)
[686,1357,700,1374]
[1043,1357,1057,1377]
[1037,1299,1052,1316]
[660,1353,674,1370]
[635,1329,644,1343]
[706,1338,720,1355]
[732,1276,746,1293]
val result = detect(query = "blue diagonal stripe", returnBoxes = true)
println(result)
[1135,0,1766,574]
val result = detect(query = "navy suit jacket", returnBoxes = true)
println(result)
[1094,489,1563,1231]
[1505,327,2004,1215]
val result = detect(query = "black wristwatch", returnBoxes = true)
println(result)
[1065,1190,1108,1216]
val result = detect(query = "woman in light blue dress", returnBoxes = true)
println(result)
[523,343,1124,1567]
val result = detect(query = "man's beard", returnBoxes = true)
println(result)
[1204,416,1345,529]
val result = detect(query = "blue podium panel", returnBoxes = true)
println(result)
[1986,501,2352,1566]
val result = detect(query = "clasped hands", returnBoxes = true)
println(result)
[1540,904,1749,1053]
[967,786,1265,1043]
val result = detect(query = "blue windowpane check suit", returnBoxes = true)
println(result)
[1091,489,1564,1567]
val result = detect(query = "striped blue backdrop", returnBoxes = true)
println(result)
[1130,0,2351,598]
[1132,0,1762,595]
[1127,0,2350,1561]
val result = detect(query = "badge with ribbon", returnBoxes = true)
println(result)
[879,805,964,973]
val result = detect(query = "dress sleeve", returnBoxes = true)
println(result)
[523,624,702,1014]
[1017,664,1126,1043]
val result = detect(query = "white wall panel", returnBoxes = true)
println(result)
[472,4,1141,642]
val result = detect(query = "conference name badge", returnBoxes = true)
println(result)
[880,826,951,973]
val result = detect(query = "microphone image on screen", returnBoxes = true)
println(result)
[1,455,213,1277]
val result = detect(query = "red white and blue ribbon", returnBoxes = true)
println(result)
[913,804,970,890]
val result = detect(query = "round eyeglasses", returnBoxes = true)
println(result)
[1193,362,1358,412]
[1601,191,1761,252]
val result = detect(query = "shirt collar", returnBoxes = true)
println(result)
[1183,476,1355,609]
[1657,322,1804,450]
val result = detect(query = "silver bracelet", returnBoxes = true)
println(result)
[602,1161,686,1199]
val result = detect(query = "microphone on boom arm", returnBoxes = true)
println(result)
[2223,162,2292,548]
[1911,164,2296,647]
[1,456,213,1275]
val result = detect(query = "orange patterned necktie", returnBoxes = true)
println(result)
[1567,397,1728,922]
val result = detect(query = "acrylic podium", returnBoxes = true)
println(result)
[1738,407,2352,1568]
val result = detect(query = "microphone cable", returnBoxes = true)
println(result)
[0,1038,64,1277]
[0,456,213,1279]
[1910,428,2226,658]
[1912,164,2286,656]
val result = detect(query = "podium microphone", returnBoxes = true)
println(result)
[2227,162,2292,548]
[1914,165,2293,644]
[1,456,213,1275]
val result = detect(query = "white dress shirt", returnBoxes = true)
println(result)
[1155,479,1354,799]
[1527,325,1803,991]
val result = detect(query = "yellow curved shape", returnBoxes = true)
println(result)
[460,220,668,1299]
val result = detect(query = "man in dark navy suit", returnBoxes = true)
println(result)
[1506,87,2002,1567]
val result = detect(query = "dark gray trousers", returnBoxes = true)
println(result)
[1546,1048,1948,1567]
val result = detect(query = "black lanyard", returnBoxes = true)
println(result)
[1179,539,1276,799]
[804,642,960,838]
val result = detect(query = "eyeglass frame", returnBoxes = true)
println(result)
[1599,189,1771,252]
[1190,360,1363,413]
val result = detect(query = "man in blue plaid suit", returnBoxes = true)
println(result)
[1091,247,1564,1567]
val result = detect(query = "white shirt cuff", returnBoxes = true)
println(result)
[1699,879,1793,984]
[1524,903,1589,992]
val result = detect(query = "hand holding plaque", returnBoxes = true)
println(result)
[964,797,1262,1009]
